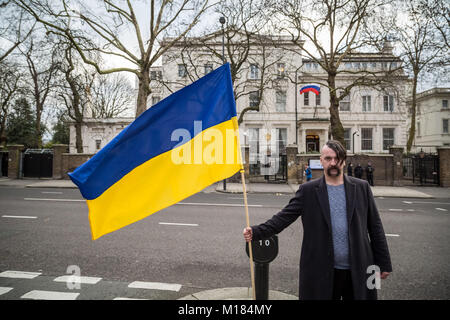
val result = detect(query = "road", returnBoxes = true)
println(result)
[0,185,449,300]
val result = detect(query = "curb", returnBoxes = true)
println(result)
[178,287,298,300]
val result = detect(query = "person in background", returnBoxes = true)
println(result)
[304,164,313,182]
[347,162,353,177]
[365,161,375,186]
[354,163,363,179]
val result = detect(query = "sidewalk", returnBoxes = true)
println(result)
[1,177,448,199]
[178,287,297,300]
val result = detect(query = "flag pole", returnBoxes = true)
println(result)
[240,169,256,300]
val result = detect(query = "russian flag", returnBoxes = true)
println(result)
[300,85,320,95]
[69,63,243,240]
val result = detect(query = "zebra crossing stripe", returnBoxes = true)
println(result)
[21,290,80,300]
[128,281,182,292]
[0,271,41,279]
[0,287,13,296]
[53,275,102,284]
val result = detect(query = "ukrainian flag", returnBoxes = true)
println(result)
[69,63,243,240]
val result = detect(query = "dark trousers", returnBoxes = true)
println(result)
[332,269,354,300]
[367,175,374,186]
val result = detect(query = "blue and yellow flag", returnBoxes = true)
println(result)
[69,63,243,240]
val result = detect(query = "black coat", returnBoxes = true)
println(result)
[251,175,392,300]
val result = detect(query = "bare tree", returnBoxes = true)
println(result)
[19,35,59,148]
[16,0,213,117]
[0,60,23,146]
[272,0,401,145]
[0,1,35,62]
[90,73,134,118]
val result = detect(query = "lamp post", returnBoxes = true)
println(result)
[220,16,227,191]
[295,69,298,146]
[352,130,359,154]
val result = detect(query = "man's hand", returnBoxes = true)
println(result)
[380,272,390,280]
[243,227,252,242]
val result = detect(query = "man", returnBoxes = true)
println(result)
[354,163,363,179]
[243,140,392,300]
[365,161,375,186]
[347,162,353,177]
[304,164,312,182]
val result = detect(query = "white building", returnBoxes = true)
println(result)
[70,34,411,158]
[414,87,450,153]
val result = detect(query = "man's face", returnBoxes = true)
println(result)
[320,145,345,177]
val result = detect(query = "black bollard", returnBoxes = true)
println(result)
[246,235,278,300]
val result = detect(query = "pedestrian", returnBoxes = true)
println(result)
[365,161,374,186]
[243,140,392,300]
[354,163,363,179]
[347,162,353,176]
[304,164,312,182]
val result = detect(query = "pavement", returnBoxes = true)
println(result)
[0,177,448,199]
[1,176,448,300]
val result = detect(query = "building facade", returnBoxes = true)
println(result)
[70,34,411,164]
[413,87,450,153]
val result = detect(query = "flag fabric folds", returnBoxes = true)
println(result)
[68,63,243,240]
[299,85,320,95]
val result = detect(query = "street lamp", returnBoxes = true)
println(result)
[220,16,227,190]
[352,130,359,154]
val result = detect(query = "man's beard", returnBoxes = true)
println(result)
[327,166,341,177]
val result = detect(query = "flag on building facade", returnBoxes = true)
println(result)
[299,85,320,95]
[69,63,243,240]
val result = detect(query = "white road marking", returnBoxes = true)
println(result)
[407,209,415,212]
[388,209,403,211]
[385,234,400,237]
[53,275,102,284]
[0,287,13,296]
[0,271,41,279]
[403,201,450,205]
[435,208,448,211]
[113,297,149,300]
[41,192,63,194]
[21,290,79,300]
[24,198,84,202]
[2,215,37,219]
[159,222,199,227]
[128,281,182,292]
[177,202,262,207]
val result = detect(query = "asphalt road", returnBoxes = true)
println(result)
[0,185,449,300]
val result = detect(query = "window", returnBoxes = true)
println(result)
[361,62,368,69]
[249,64,259,79]
[248,128,260,175]
[344,128,351,151]
[276,128,287,155]
[361,128,373,150]
[249,91,260,108]
[339,92,350,111]
[316,91,321,106]
[152,96,161,105]
[204,64,213,75]
[150,70,161,80]
[277,63,286,78]
[95,140,101,150]
[443,100,448,109]
[178,64,187,78]
[444,119,449,133]
[417,121,421,136]
[362,95,371,112]
[275,90,286,112]
[304,92,309,106]
[384,95,394,112]
[383,128,395,150]
[345,62,352,69]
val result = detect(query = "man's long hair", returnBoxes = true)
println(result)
[325,140,347,166]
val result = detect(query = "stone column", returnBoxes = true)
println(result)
[52,144,69,179]
[389,146,404,186]
[286,144,299,184]
[437,147,450,187]
[7,144,24,179]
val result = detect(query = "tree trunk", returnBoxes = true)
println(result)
[135,68,151,117]
[75,121,83,153]
[328,73,345,145]
[35,103,42,148]
[406,72,418,153]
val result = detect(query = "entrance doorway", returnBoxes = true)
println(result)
[306,135,320,153]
